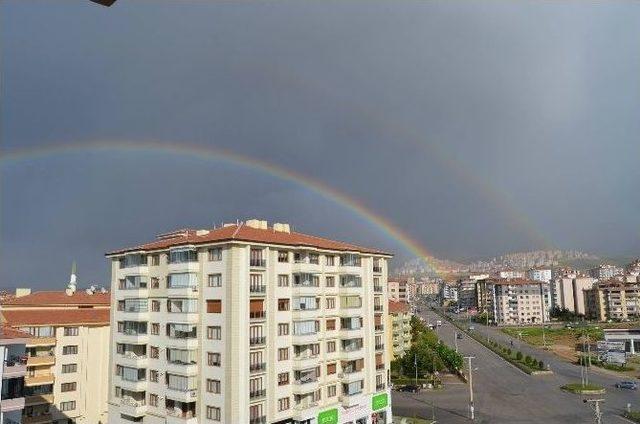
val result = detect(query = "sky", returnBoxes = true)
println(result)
[1,0,639,289]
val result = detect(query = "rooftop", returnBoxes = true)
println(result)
[107,221,392,256]
[0,326,32,342]
[1,309,110,326]
[1,290,110,307]
[388,300,410,314]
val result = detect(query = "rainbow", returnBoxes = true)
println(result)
[1,140,447,275]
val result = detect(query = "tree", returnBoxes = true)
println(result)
[516,351,523,361]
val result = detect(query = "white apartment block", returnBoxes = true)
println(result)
[107,220,393,424]
[386,280,407,302]
[526,269,552,283]
[489,279,549,325]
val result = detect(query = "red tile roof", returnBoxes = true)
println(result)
[0,326,32,341]
[107,224,392,256]
[1,291,110,306]
[488,278,541,286]
[388,300,410,314]
[1,309,110,326]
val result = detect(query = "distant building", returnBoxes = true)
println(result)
[387,302,412,360]
[489,279,549,325]
[1,327,31,424]
[589,264,623,280]
[527,268,552,283]
[0,287,110,424]
[388,278,408,302]
[456,280,478,311]
[440,283,458,303]
[498,270,525,279]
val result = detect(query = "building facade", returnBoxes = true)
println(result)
[489,279,549,325]
[0,290,110,424]
[386,302,411,361]
[1,327,30,424]
[526,268,552,283]
[107,220,393,424]
[585,279,640,322]
[387,279,407,302]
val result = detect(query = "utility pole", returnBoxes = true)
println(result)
[454,331,459,352]
[464,356,475,420]
[414,354,418,387]
[583,399,604,424]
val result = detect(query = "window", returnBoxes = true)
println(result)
[278,347,289,361]
[278,397,290,411]
[309,253,319,264]
[207,379,221,393]
[61,382,77,392]
[208,274,222,287]
[207,326,222,340]
[151,300,160,312]
[278,274,289,287]
[208,247,222,261]
[278,251,289,263]
[326,297,336,309]
[327,340,336,353]
[278,323,289,336]
[325,255,335,266]
[149,393,158,407]
[62,364,77,373]
[207,299,222,313]
[60,401,76,412]
[250,248,265,267]
[150,346,159,359]
[63,345,78,355]
[278,299,290,311]
[151,277,160,288]
[278,372,289,386]
[207,406,221,421]
[151,255,160,266]
[208,352,221,366]
[151,323,160,335]
[150,370,159,383]
[169,248,197,264]
[327,385,337,397]
[326,319,336,331]
[327,362,337,375]
[63,327,78,337]
[293,320,318,335]
[326,276,335,287]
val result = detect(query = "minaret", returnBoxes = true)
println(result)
[66,261,77,296]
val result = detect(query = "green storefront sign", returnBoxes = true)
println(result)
[372,393,389,411]
[318,408,338,424]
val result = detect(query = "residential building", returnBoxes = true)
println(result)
[439,283,458,303]
[585,279,640,322]
[107,219,393,424]
[551,277,596,315]
[387,279,407,302]
[526,268,552,283]
[456,280,477,312]
[497,270,525,280]
[386,302,411,360]
[0,288,110,424]
[489,279,549,325]
[589,264,623,280]
[1,327,30,424]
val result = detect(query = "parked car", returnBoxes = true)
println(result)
[615,381,638,390]
[398,384,421,393]
[456,333,463,339]
[468,326,475,331]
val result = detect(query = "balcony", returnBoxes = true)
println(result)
[250,336,266,347]
[376,363,385,371]
[249,362,267,373]
[340,391,365,407]
[373,266,383,274]
[166,360,198,376]
[118,330,149,344]
[249,311,266,321]
[293,379,319,394]
[26,355,55,367]
[374,285,383,293]
[293,354,319,370]
[376,383,387,391]
[250,285,266,296]
[374,305,384,312]
[24,374,54,387]
[167,285,199,298]
[249,416,267,424]
[375,343,384,351]
[249,389,266,400]
[166,408,197,424]
[118,351,148,368]
[3,358,27,378]
[292,307,319,320]
[0,397,25,413]
[26,337,56,348]
[375,325,384,332]
[120,397,147,417]
[24,394,53,406]
[250,258,266,268]
[23,414,53,424]
[340,369,364,383]
[166,388,198,403]
[291,332,318,345]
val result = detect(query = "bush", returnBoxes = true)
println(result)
[524,355,532,364]
[538,360,544,369]
[516,352,523,361]
[507,348,512,356]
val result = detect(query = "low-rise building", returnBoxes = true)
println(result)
[0,288,110,424]
[1,327,31,424]
[387,302,412,360]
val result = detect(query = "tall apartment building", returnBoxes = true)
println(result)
[0,289,110,424]
[585,279,640,322]
[386,302,411,361]
[489,279,549,325]
[387,279,407,302]
[107,220,393,424]
[1,327,31,424]
[551,277,596,315]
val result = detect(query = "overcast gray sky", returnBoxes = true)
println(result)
[2,0,639,289]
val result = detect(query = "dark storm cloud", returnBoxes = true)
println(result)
[1,0,639,288]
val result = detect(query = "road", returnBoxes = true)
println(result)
[391,309,639,423]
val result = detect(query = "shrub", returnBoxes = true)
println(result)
[538,360,544,369]
[524,355,531,364]
[507,348,512,356]
[516,352,523,361]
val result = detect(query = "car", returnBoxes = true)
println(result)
[398,384,421,393]
[456,333,463,339]
[468,326,475,331]
[615,381,638,390]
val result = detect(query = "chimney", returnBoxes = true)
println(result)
[273,223,291,233]
[15,288,31,298]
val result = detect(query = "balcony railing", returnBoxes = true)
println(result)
[249,311,266,320]
[250,336,266,346]
[250,259,266,267]
[376,383,386,391]
[249,389,266,399]
[250,362,267,373]
[373,266,382,273]
[250,285,266,294]
[166,408,196,418]
[376,363,385,370]
[374,285,383,293]
[121,397,146,407]
[249,416,267,424]
[375,343,384,351]
[374,305,383,312]
[375,325,384,332]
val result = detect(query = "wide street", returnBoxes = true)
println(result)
[391,308,640,423]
